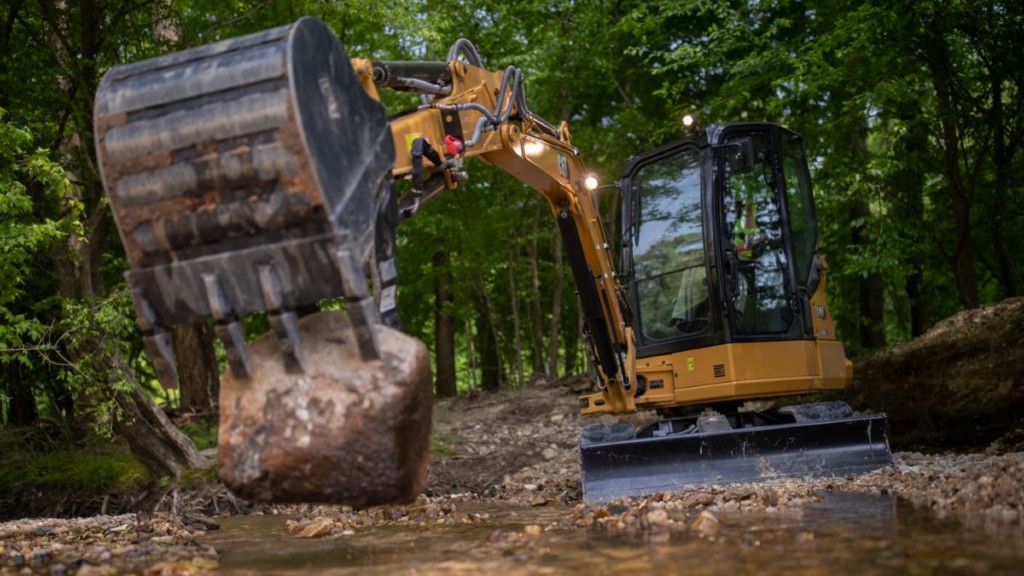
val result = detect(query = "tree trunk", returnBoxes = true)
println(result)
[862,269,887,349]
[112,365,209,479]
[476,310,503,391]
[547,234,564,378]
[906,262,927,338]
[848,112,886,351]
[433,251,457,397]
[172,322,220,412]
[2,363,37,427]
[923,24,980,308]
[464,317,477,392]
[507,246,525,387]
[527,204,547,377]
[988,75,1020,298]
[0,0,24,112]
[900,116,930,337]
[850,200,886,350]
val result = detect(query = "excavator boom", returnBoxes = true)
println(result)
[95,17,891,505]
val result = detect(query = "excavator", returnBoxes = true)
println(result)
[93,18,891,505]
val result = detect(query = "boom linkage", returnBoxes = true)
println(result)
[361,45,636,413]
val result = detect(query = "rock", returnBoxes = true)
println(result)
[219,311,433,507]
[681,492,715,508]
[645,509,669,527]
[181,513,220,531]
[297,519,335,538]
[32,525,55,537]
[690,510,720,535]
[30,548,49,567]
[523,525,543,536]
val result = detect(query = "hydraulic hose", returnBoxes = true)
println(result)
[446,38,483,67]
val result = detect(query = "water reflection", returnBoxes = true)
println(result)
[205,493,1024,575]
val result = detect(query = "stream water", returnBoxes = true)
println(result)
[204,493,1024,575]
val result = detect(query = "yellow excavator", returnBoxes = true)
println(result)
[93,18,891,505]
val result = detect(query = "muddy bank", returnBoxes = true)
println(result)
[848,297,1024,450]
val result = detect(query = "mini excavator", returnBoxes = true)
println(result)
[93,18,891,505]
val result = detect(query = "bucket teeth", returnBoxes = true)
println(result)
[258,263,306,373]
[268,309,305,374]
[142,330,178,388]
[215,319,251,381]
[335,246,380,361]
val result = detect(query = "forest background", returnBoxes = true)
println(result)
[1,0,1022,487]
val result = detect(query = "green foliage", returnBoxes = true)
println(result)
[0,112,77,365]
[58,286,147,433]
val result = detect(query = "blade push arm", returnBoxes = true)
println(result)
[355,42,636,413]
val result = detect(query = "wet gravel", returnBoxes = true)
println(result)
[3,383,1022,574]
[0,513,218,574]
[427,383,1024,529]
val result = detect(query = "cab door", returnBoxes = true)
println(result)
[622,140,721,358]
[715,126,810,342]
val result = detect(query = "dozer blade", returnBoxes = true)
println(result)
[94,18,431,505]
[580,414,892,503]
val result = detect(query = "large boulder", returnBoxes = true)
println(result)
[218,311,432,507]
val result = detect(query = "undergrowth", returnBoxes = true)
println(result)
[0,429,148,494]
[1,414,222,498]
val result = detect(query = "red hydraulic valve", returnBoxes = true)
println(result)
[445,135,464,156]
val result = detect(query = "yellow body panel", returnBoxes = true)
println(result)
[581,339,850,415]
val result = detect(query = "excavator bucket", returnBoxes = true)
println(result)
[94,18,431,505]
[580,408,892,503]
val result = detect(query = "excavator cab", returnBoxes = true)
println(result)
[623,124,817,357]
[578,124,892,502]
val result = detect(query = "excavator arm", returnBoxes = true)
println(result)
[354,49,636,414]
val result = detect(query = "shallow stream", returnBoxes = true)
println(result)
[204,492,1024,575]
